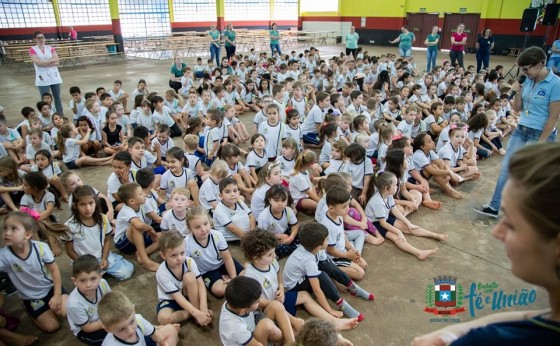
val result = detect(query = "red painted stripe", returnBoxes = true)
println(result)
[112,19,122,35]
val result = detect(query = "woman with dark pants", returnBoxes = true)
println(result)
[224,23,236,60]
[449,23,467,67]
[168,56,186,93]
[475,46,560,218]
[345,26,359,58]
[475,28,494,73]
[414,142,560,346]
[209,24,221,66]
[29,31,64,115]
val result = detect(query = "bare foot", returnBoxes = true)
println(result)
[334,317,359,331]
[136,252,160,272]
[444,189,464,199]
[422,200,442,210]
[416,248,438,261]
[365,234,384,245]
[472,172,481,180]
[435,234,448,242]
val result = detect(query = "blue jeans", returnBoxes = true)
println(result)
[38,83,63,116]
[488,125,557,211]
[426,49,437,72]
[209,44,220,66]
[399,47,411,58]
[476,51,490,72]
[270,43,282,56]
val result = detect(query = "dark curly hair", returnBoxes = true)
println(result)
[240,229,278,262]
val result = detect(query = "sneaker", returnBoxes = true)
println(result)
[473,205,499,218]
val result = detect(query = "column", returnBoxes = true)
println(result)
[109,0,124,52]
[216,0,225,30]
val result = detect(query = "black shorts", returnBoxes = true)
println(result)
[77,329,107,346]
[372,215,397,238]
[201,260,244,293]
[22,286,68,320]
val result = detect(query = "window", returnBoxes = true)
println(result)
[58,0,111,26]
[174,0,216,22]
[224,0,270,22]
[0,0,56,29]
[273,0,297,21]
[300,0,338,13]
[119,0,171,38]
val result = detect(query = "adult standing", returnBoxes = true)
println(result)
[269,23,282,56]
[389,26,415,60]
[424,26,440,72]
[29,31,63,115]
[414,142,560,346]
[168,56,186,93]
[547,38,560,73]
[68,26,78,40]
[475,46,560,218]
[224,23,236,60]
[345,26,360,58]
[449,23,467,67]
[208,24,221,66]
[475,28,494,72]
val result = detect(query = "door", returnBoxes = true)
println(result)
[406,13,439,48]
[441,13,480,51]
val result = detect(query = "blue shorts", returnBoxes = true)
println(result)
[283,290,299,316]
[302,132,320,145]
[372,215,396,238]
[23,286,68,320]
[157,299,183,314]
[115,232,154,254]
[201,260,244,293]
[65,160,79,170]
[153,166,166,175]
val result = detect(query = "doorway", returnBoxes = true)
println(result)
[440,13,480,51]
[406,13,439,48]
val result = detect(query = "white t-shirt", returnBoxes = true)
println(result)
[160,210,189,237]
[257,206,297,235]
[67,279,111,335]
[258,121,286,158]
[156,257,200,301]
[365,192,395,221]
[302,105,324,135]
[20,191,55,213]
[213,201,252,242]
[31,161,61,180]
[346,158,374,189]
[283,245,321,290]
[244,260,280,301]
[275,155,295,177]
[151,137,175,158]
[219,302,256,346]
[0,240,55,299]
[322,214,346,259]
[107,171,136,203]
[246,149,268,171]
[101,314,155,346]
[199,177,220,211]
[250,184,270,221]
[63,138,81,163]
[63,214,112,258]
[437,142,466,167]
[115,205,152,243]
[160,167,193,199]
[184,230,228,274]
[410,149,439,171]
[289,171,312,204]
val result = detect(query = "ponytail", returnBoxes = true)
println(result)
[291,150,317,175]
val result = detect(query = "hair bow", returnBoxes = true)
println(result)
[450,124,457,130]
[20,207,40,221]
[375,169,385,177]
[285,107,294,115]
[392,134,403,141]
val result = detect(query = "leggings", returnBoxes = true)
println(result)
[449,50,464,67]
[292,271,341,303]
[346,48,357,58]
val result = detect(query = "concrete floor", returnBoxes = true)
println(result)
[0,44,549,345]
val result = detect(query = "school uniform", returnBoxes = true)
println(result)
[396,119,413,138]
[63,137,82,169]
[181,102,202,119]
[31,161,61,180]
[160,167,193,199]
[437,142,466,168]
[301,105,325,144]
[410,149,439,174]
[365,192,396,237]
[258,206,299,257]
[213,201,252,242]
[219,303,257,346]
[101,314,155,346]
[67,279,111,343]
[290,96,306,119]
[346,158,374,190]
[0,240,62,319]
[199,177,220,212]
[289,171,313,207]
[160,210,189,237]
[324,159,347,175]
[252,111,267,130]
[184,230,243,290]
[107,170,136,203]
[20,191,55,213]
[246,149,268,174]
[151,137,175,160]
[258,121,286,159]
[156,258,200,313]
[275,155,295,178]
[114,204,154,254]
[436,126,451,151]
[319,139,333,164]
[250,184,270,221]
[285,124,303,150]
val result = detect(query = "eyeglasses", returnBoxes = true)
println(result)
[520,65,533,73]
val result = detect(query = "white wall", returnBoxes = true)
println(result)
[302,21,352,42]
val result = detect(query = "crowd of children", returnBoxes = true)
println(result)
[0,45,520,345]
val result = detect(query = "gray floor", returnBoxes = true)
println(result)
[0,44,549,346]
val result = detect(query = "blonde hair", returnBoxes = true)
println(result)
[355,133,369,145]
[406,104,419,114]
[291,150,317,175]
[210,159,229,179]
[183,134,199,151]
[256,161,281,188]
[485,109,497,121]
[186,206,211,229]
[85,99,96,111]
[378,123,396,143]
[98,291,135,328]
[170,187,190,199]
